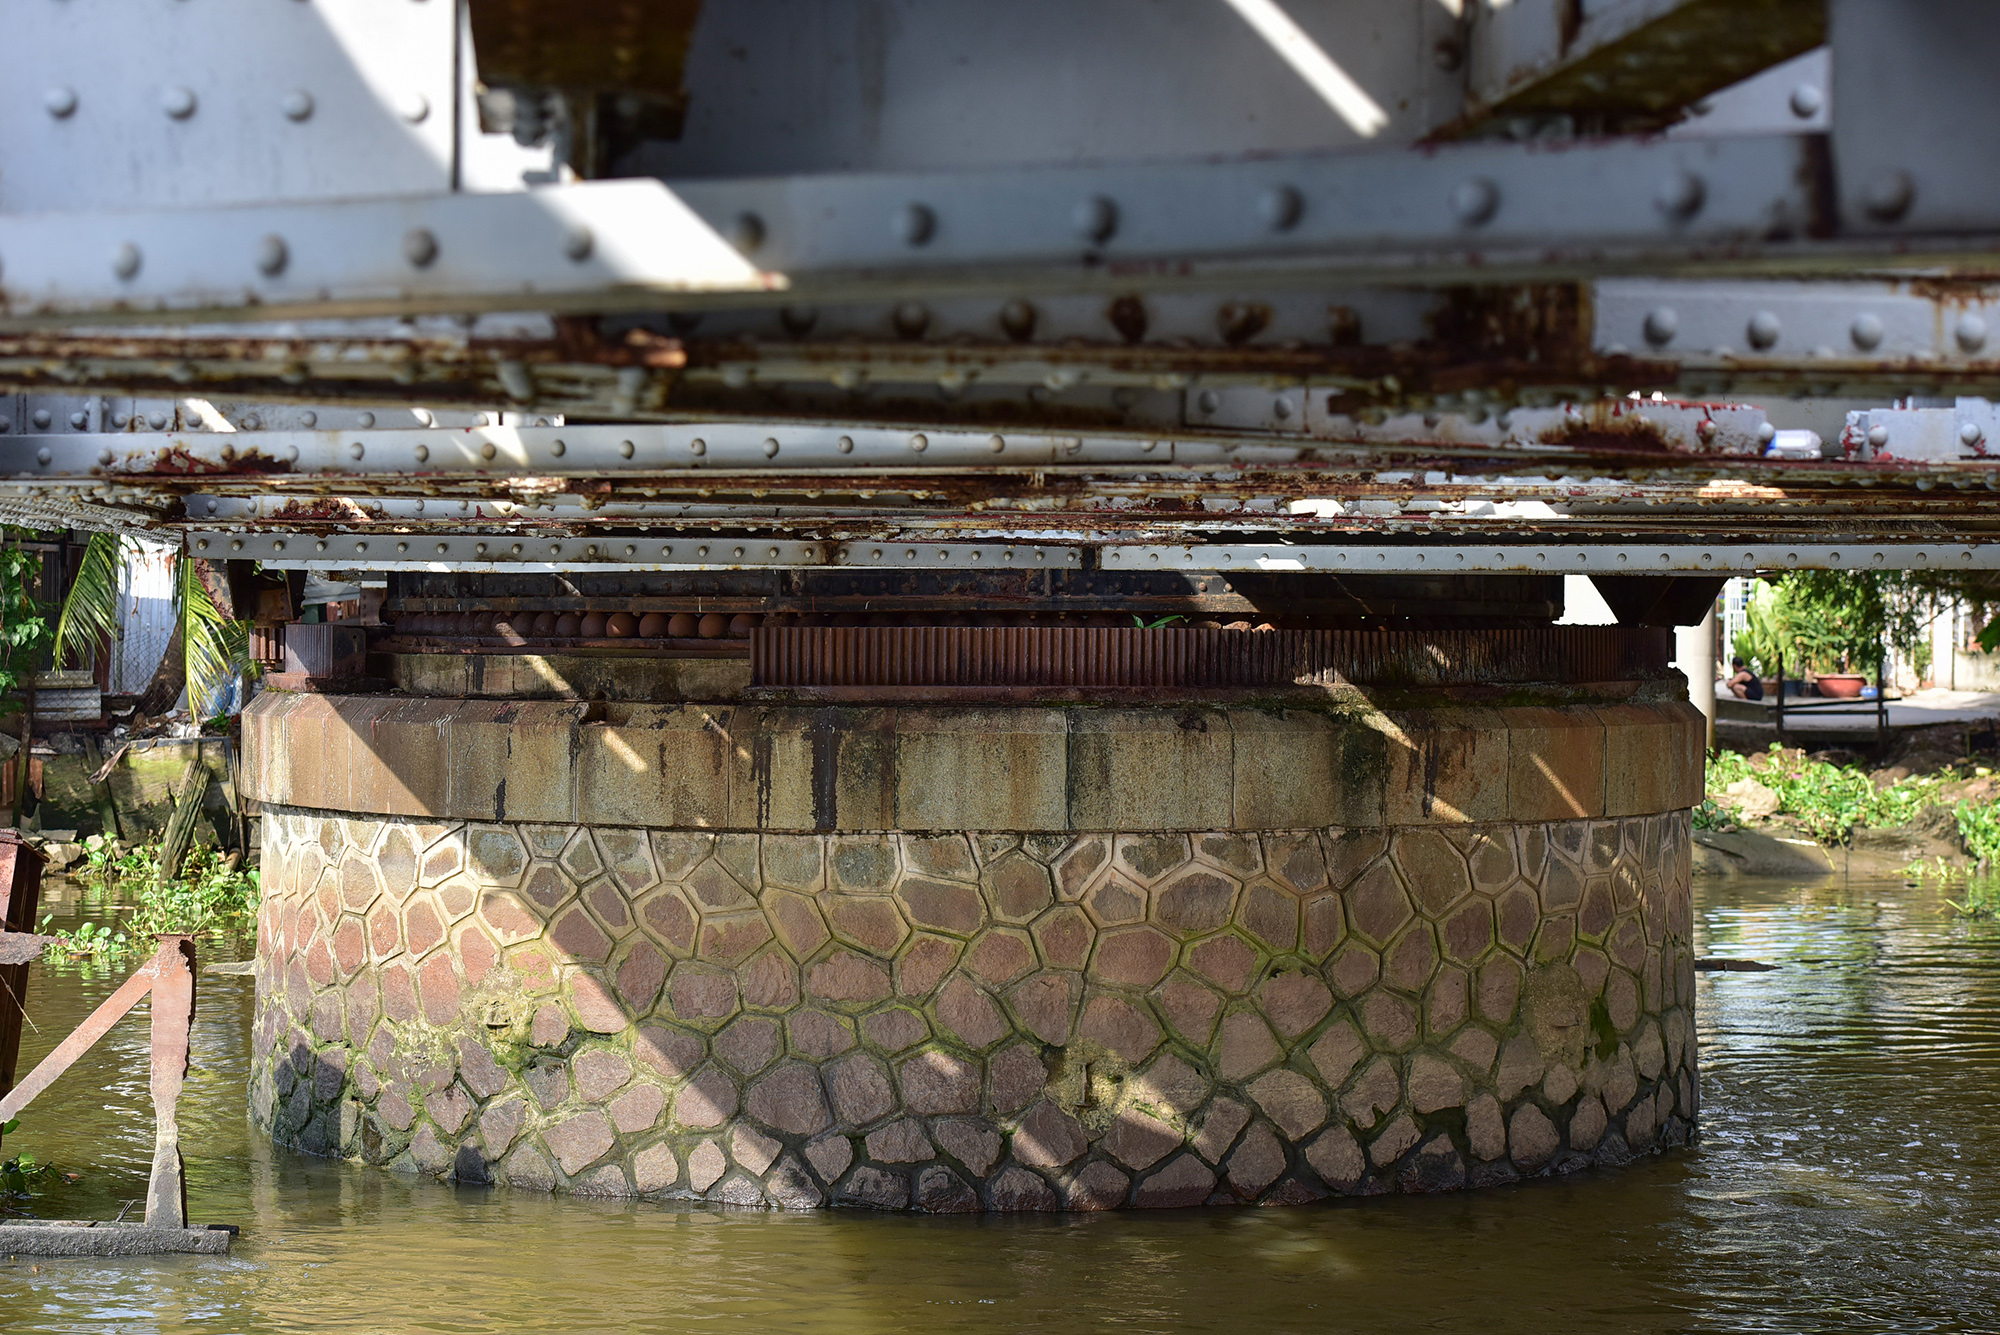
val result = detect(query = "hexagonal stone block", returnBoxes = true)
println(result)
[338,851,383,912]
[1029,905,1092,970]
[465,826,529,887]
[983,854,1054,923]
[894,934,961,999]
[613,939,669,1012]
[375,825,420,901]
[519,863,574,917]
[894,879,984,938]
[698,911,776,965]
[366,899,403,960]
[1088,926,1175,990]
[550,905,614,964]
[933,976,1009,1049]
[1495,885,1540,954]
[1154,868,1239,938]
[1257,971,1332,1039]
[1082,876,1147,927]
[966,928,1037,987]
[740,948,801,1010]
[1381,923,1439,995]
[1237,879,1298,952]
[686,859,755,912]
[560,829,606,885]
[1053,836,1111,900]
[1004,971,1078,1046]
[1071,993,1161,1063]
[596,828,661,895]
[1394,829,1472,916]
[765,889,832,959]
[1196,833,1262,877]
[808,951,894,1008]
[1151,970,1223,1046]
[827,896,909,957]
[901,833,975,883]
[453,921,501,987]
[1115,834,1191,885]
[402,895,448,959]
[1345,861,1414,946]
[1213,1010,1282,1081]
[667,962,741,1026]
[636,887,699,956]
[830,836,898,892]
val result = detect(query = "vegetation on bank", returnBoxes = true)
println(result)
[40,838,259,959]
[1700,744,2000,916]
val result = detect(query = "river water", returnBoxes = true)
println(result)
[2,873,1997,1334]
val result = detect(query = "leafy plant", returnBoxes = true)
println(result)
[52,532,254,715]
[0,536,52,700]
[41,841,258,959]
[1707,745,1976,844]
[1739,571,1933,677]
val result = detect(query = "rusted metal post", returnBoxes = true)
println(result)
[0,831,48,1121]
[145,935,196,1230]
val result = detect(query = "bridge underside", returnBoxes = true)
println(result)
[4,0,1996,1208]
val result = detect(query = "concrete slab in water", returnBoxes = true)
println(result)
[0,1221,232,1256]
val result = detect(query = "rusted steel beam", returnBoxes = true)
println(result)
[146,936,197,1231]
[0,960,158,1125]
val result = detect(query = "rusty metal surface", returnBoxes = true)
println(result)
[0,934,56,966]
[0,959,158,1124]
[147,935,196,1230]
[751,624,1672,692]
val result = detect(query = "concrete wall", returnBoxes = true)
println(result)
[245,693,1701,1210]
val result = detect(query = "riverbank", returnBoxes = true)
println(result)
[1694,733,2000,892]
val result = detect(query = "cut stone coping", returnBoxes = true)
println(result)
[0,1221,232,1256]
[241,694,1704,833]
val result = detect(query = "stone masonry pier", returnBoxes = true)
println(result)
[243,692,1702,1210]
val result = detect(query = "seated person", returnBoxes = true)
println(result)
[1726,657,1763,700]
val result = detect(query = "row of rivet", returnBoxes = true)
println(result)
[1640,307,1989,354]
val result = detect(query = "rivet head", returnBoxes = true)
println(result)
[1746,311,1782,350]
[1073,194,1118,244]
[230,539,244,552]
[988,434,1005,453]
[1654,169,1704,221]
[195,539,208,551]
[256,234,289,277]
[400,92,430,124]
[1258,184,1304,232]
[1642,308,1678,346]
[562,225,593,262]
[1862,169,1916,222]
[35,447,52,465]
[283,90,315,122]
[44,87,78,119]
[1789,84,1823,118]
[403,228,439,268]
[31,410,50,429]
[835,435,853,454]
[477,440,497,461]
[1451,178,1499,226]
[1956,312,1989,353]
[272,540,285,553]
[760,437,779,458]
[907,433,927,453]
[620,439,637,459]
[112,243,142,281]
[436,543,448,554]
[896,203,936,247]
[69,411,87,429]
[549,438,566,457]
[1961,421,1985,447]
[729,212,766,253]
[98,448,114,465]
[413,443,429,462]
[1850,313,1886,351]
[1867,423,1890,448]
[689,437,707,456]
[349,442,365,460]
[161,86,197,119]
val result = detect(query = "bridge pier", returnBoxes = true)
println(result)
[244,576,1701,1209]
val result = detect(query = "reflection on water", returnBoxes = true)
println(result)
[3,875,1999,1334]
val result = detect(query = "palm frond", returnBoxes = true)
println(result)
[53,530,129,671]
[179,556,249,716]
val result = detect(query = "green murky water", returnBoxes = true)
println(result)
[2,874,1998,1334]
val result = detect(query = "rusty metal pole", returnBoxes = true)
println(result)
[145,934,196,1230]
